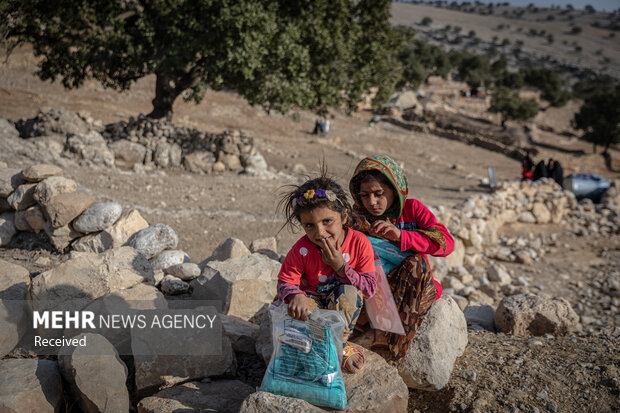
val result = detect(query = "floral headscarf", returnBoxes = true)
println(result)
[349,155,408,221]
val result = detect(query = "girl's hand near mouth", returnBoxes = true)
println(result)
[320,236,346,276]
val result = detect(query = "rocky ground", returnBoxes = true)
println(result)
[0,40,619,413]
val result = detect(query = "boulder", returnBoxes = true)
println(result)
[43,191,94,228]
[518,211,537,224]
[0,359,63,413]
[160,275,190,295]
[150,249,191,271]
[71,232,110,253]
[133,336,236,397]
[183,151,215,174]
[68,283,167,353]
[531,202,551,224]
[445,238,465,268]
[58,333,130,413]
[72,202,123,233]
[221,314,259,354]
[7,183,37,211]
[23,205,46,233]
[342,345,409,412]
[85,208,148,249]
[30,246,154,313]
[255,309,273,364]
[487,264,511,286]
[191,253,280,321]
[398,295,468,391]
[239,392,324,413]
[33,176,78,206]
[65,130,115,167]
[14,210,33,232]
[0,259,30,357]
[210,237,251,261]
[44,221,82,251]
[127,224,179,259]
[166,262,200,281]
[250,237,278,254]
[0,212,17,246]
[21,164,63,182]
[109,139,147,168]
[137,380,254,413]
[464,304,496,331]
[0,168,24,197]
[494,293,579,336]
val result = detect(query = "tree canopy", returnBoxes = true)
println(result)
[574,85,620,154]
[1,0,401,118]
[489,87,538,129]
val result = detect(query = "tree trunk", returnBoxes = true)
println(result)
[148,73,181,120]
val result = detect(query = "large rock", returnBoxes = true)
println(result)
[343,345,409,412]
[71,232,110,253]
[160,275,190,295]
[0,259,30,357]
[65,130,115,167]
[191,253,280,321]
[494,293,579,336]
[43,191,94,228]
[445,238,465,268]
[531,202,551,224]
[72,202,123,233]
[0,359,63,413]
[398,295,468,391]
[150,249,191,271]
[44,221,82,251]
[464,304,496,331]
[0,212,17,246]
[74,208,149,252]
[255,309,273,364]
[68,283,167,353]
[58,333,130,413]
[23,205,46,233]
[487,263,511,286]
[133,336,236,397]
[166,263,200,281]
[7,183,37,211]
[21,164,63,182]
[109,139,147,168]
[30,246,154,313]
[221,314,259,354]
[33,176,78,206]
[240,392,323,413]
[127,224,179,259]
[137,380,254,413]
[210,237,251,261]
[0,168,24,197]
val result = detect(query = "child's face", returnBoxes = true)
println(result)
[298,206,348,248]
[359,180,395,216]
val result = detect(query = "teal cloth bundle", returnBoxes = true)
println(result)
[262,323,347,410]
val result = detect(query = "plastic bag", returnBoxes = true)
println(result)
[364,236,406,335]
[261,302,348,410]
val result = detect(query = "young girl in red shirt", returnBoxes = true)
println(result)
[278,171,376,373]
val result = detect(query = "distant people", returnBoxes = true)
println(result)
[324,119,330,137]
[547,158,564,187]
[521,151,534,181]
[312,119,320,135]
[533,160,549,181]
[319,120,325,134]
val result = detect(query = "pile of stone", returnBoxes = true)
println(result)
[11,107,269,174]
[426,178,617,335]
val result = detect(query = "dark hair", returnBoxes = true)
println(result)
[349,169,395,208]
[278,166,359,232]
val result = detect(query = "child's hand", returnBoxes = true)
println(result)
[288,294,309,321]
[370,220,401,242]
[320,236,345,273]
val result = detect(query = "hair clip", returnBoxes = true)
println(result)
[294,188,336,206]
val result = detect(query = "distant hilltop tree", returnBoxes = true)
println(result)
[1,0,401,119]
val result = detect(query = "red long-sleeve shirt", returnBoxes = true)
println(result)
[394,199,454,299]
